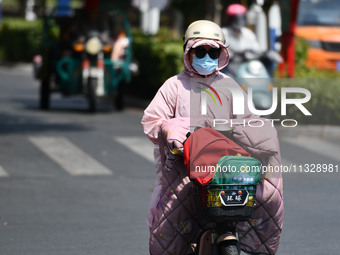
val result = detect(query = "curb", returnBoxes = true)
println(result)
[0,62,33,74]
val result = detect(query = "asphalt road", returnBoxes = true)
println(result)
[0,65,339,255]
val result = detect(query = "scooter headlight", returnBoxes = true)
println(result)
[247,60,263,76]
[252,92,272,110]
[261,98,271,108]
[85,37,102,55]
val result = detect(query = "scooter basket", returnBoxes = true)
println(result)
[196,183,257,221]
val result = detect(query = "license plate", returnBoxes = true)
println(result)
[219,190,249,207]
[89,67,100,76]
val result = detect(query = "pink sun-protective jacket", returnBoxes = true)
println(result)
[142,38,283,255]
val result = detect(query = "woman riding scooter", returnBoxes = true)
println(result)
[142,20,283,255]
[221,4,263,77]
[222,4,282,111]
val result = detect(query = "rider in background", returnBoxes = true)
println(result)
[73,0,110,42]
[57,0,109,57]
[71,0,128,62]
[221,4,262,77]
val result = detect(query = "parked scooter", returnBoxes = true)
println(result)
[222,50,282,111]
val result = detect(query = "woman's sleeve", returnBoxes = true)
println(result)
[141,79,177,144]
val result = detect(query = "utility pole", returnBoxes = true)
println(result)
[279,0,299,78]
[25,0,37,21]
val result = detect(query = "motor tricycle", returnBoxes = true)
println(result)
[35,5,133,112]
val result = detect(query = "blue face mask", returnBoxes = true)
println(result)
[192,54,218,75]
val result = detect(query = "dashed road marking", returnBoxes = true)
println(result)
[0,166,9,177]
[113,136,154,163]
[29,136,112,176]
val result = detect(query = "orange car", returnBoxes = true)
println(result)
[295,0,340,71]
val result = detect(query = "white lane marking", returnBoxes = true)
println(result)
[29,137,112,176]
[283,137,340,162]
[0,166,9,177]
[113,136,154,163]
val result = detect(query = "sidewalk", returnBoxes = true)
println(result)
[0,62,35,80]
[0,62,33,74]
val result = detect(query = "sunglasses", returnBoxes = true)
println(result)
[193,47,221,59]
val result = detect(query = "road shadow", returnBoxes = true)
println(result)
[11,94,149,114]
[0,111,90,135]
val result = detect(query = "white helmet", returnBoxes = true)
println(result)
[183,20,225,45]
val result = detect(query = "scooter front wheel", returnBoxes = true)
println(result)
[219,241,239,255]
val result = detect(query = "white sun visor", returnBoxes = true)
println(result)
[192,39,220,49]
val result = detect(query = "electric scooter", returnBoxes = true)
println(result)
[193,182,258,255]
[183,128,262,255]
[222,50,282,111]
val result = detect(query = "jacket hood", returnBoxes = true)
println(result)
[183,38,229,77]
